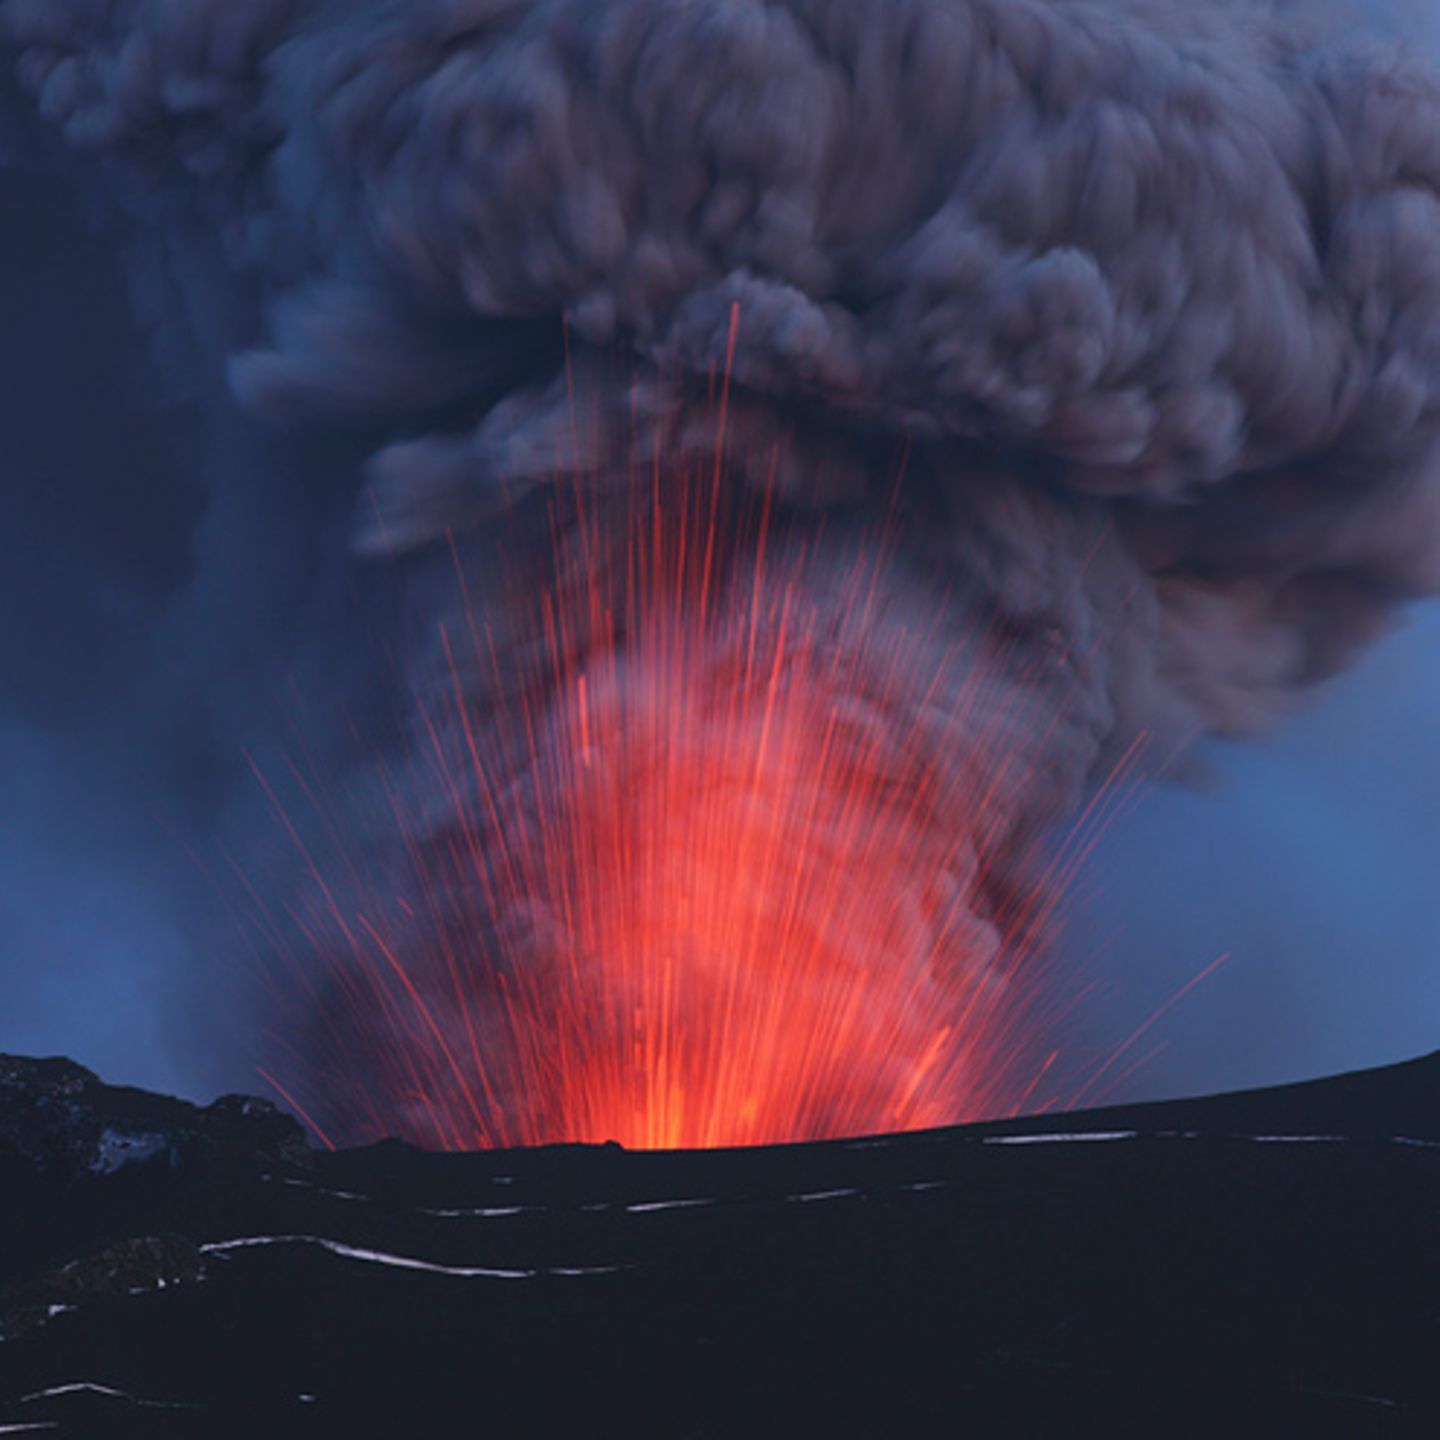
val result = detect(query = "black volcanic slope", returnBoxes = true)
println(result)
[1,1053,1437,1438]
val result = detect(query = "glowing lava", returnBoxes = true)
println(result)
[238,316,1136,1151]
[434,519,1034,1151]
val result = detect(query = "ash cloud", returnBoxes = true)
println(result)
[3,0,1440,1120]
[13,0,1440,727]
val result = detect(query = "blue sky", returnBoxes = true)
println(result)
[1069,603,1440,1101]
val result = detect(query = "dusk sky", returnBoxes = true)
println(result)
[2,0,1438,1135]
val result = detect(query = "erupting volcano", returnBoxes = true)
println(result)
[245,328,1116,1151]
[6,0,1440,1162]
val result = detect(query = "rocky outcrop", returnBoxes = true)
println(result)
[0,1054,312,1181]
[1,1234,205,1342]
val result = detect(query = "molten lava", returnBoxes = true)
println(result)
[444,522,1031,1151]
[240,316,1140,1150]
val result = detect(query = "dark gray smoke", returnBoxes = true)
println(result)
[4,0,1440,1129]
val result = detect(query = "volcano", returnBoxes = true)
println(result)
[1,1048,1436,1437]
[5,10,1440,1433]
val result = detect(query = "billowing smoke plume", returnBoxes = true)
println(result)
[4,0,1440,1135]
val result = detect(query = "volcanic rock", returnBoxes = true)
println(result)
[1,1234,205,1342]
[0,1050,1436,1437]
[0,1054,312,1181]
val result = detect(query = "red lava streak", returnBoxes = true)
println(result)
[455,529,1035,1150]
[243,324,1131,1151]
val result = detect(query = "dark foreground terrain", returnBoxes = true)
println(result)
[1,1050,1436,1438]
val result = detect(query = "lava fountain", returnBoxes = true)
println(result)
[244,332,1108,1152]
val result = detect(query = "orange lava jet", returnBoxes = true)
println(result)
[241,318,1132,1151]
[444,517,1030,1150]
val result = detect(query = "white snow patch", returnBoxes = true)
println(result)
[786,1188,860,1203]
[416,1205,533,1218]
[90,1129,168,1175]
[624,1198,717,1213]
[22,1384,130,1403]
[20,1382,192,1409]
[1240,1134,1349,1144]
[983,1131,1136,1146]
[199,1235,625,1279]
[272,1177,368,1202]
